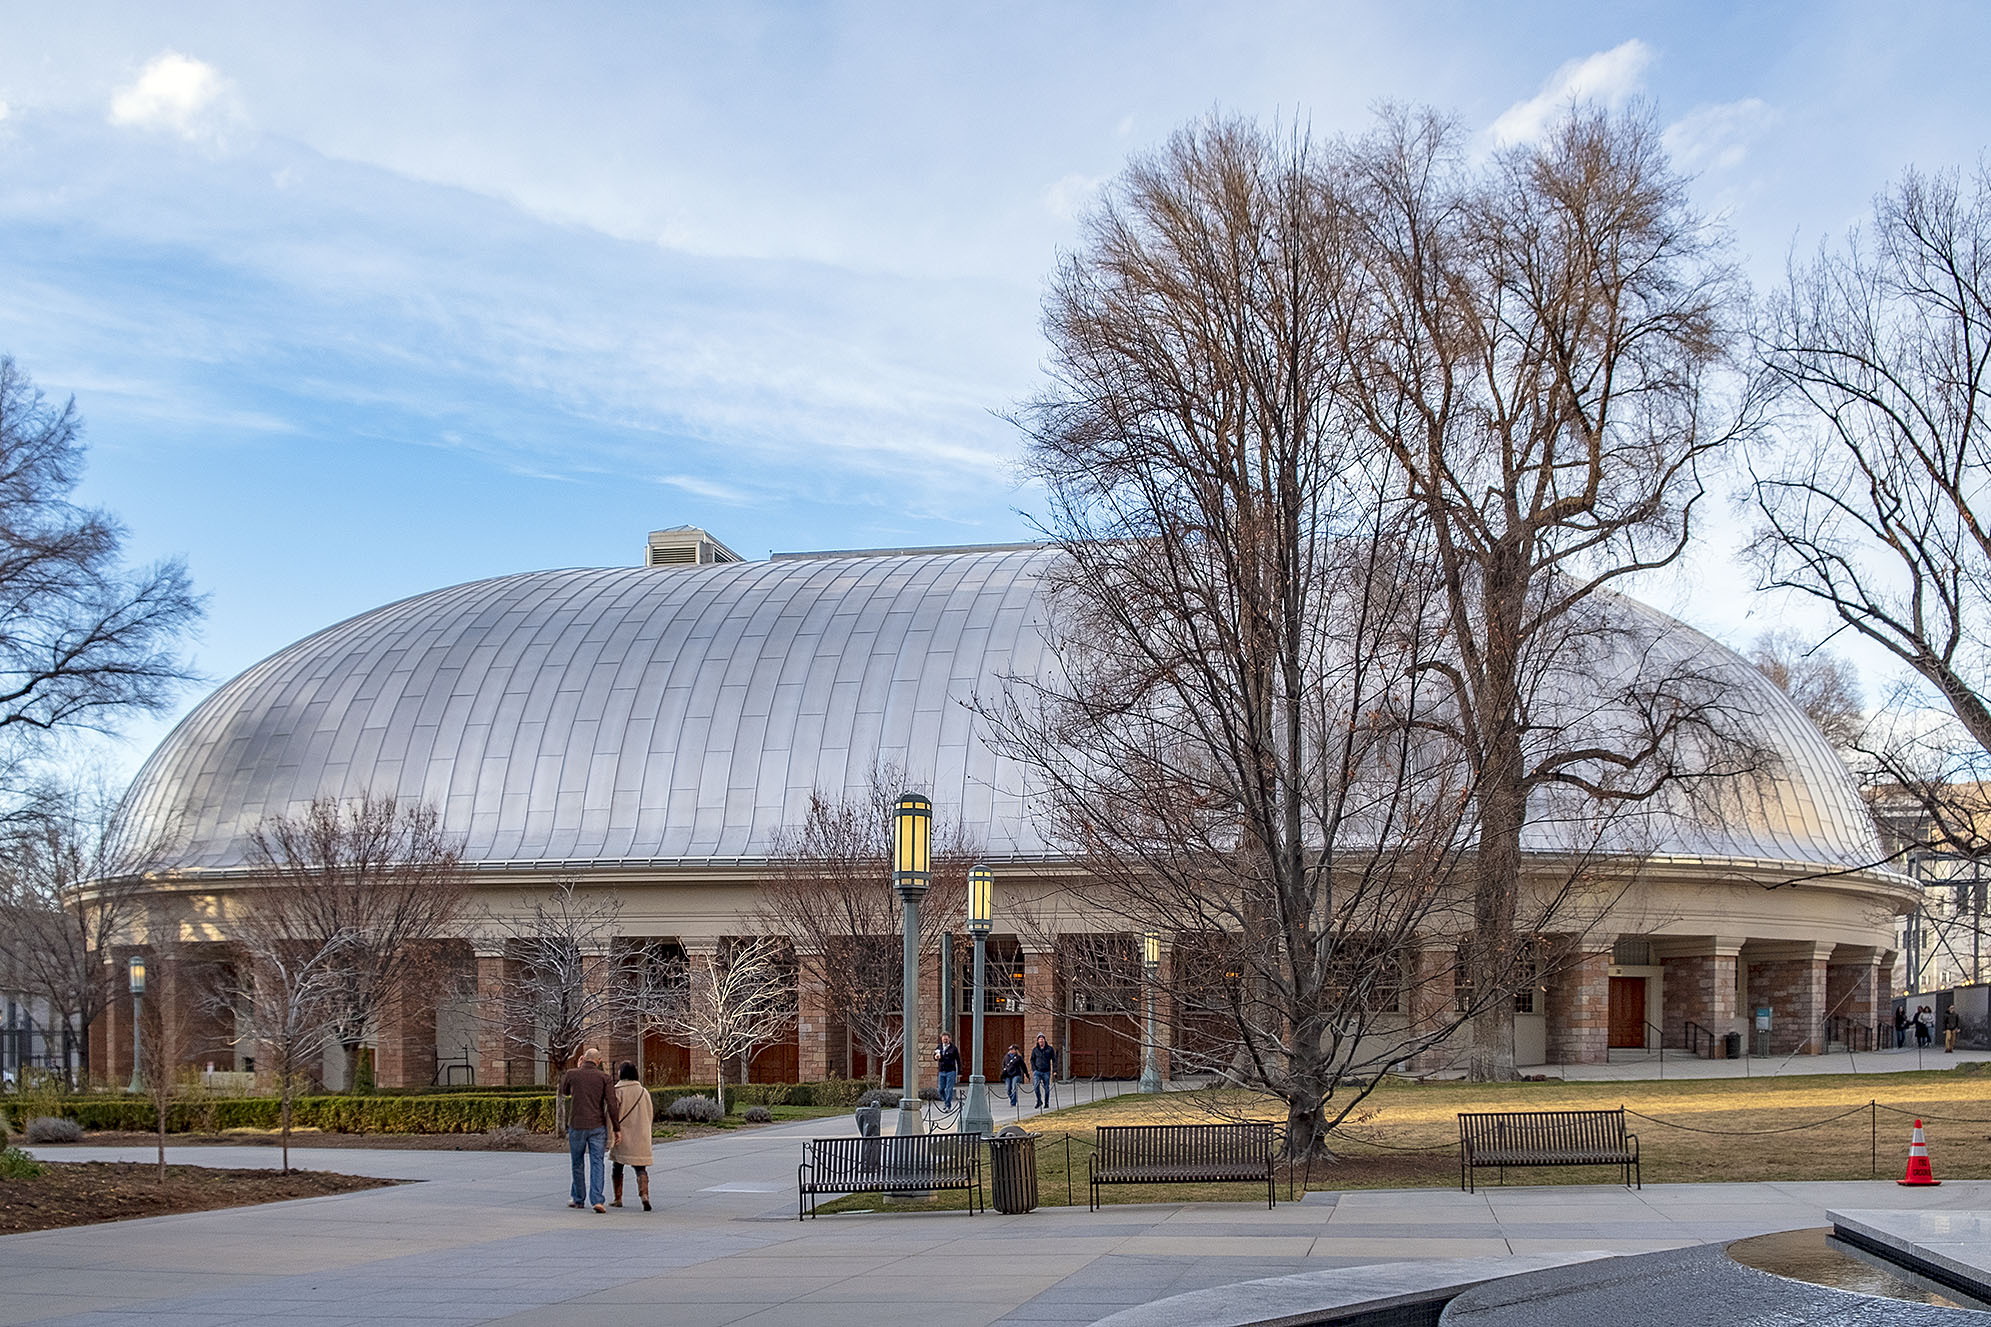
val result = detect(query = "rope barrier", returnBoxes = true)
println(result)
[1622,1104,1871,1135]
[1872,1102,1991,1125]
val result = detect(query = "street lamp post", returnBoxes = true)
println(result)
[1139,931,1162,1093]
[892,793,932,1141]
[127,955,147,1095]
[960,865,995,1138]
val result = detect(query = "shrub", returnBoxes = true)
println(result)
[663,1095,723,1123]
[742,1105,772,1124]
[855,1089,901,1109]
[0,1146,42,1179]
[486,1123,537,1151]
[917,1086,942,1103]
[24,1116,82,1144]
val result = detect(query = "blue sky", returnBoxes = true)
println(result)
[2,2,1988,773]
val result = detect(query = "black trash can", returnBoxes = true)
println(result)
[987,1129,1039,1214]
[1723,1031,1742,1060]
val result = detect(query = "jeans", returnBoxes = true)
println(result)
[568,1126,607,1206]
[1032,1069,1052,1107]
[937,1070,958,1108]
[1004,1075,1020,1106]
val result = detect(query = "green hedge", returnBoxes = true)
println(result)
[56,1080,873,1134]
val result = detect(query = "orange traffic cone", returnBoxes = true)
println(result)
[1898,1118,1941,1186]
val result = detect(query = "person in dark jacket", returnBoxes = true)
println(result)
[1029,1034,1057,1109]
[1894,1005,1909,1048]
[1914,1005,1933,1047]
[559,1048,622,1213]
[934,1033,962,1108]
[999,1044,1026,1107]
[1943,1005,1961,1053]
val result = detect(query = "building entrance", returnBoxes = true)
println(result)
[1608,976,1649,1048]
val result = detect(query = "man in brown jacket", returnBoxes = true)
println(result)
[560,1048,622,1212]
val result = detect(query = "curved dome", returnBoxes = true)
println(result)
[125,548,1883,874]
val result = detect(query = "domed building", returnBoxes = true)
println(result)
[95,528,1914,1089]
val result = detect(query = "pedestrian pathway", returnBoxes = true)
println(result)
[5,1118,1987,1326]
[1517,1045,1991,1082]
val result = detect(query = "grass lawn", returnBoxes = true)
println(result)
[815,1065,1991,1213]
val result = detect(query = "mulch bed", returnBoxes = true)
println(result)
[82,1128,572,1153]
[0,1160,397,1234]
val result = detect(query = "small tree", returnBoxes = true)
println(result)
[215,924,345,1174]
[650,937,796,1113]
[485,880,632,1101]
[137,948,203,1179]
[754,774,970,1086]
[245,793,467,1092]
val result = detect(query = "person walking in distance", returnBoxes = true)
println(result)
[1894,1004,1908,1048]
[1943,1004,1961,1053]
[934,1032,961,1109]
[999,1043,1026,1108]
[1029,1033,1057,1109]
[559,1048,621,1213]
[608,1061,655,1210]
[1914,1005,1933,1048]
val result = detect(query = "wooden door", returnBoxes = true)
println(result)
[748,1032,799,1082]
[640,1032,689,1086]
[1608,977,1648,1049]
[958,1013,1025,1080]
[1068,1013,1140,1078]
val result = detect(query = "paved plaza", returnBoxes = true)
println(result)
[6,1114,1988,1327]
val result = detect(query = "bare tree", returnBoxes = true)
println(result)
[1749,162,1991,856]
[214,921,346,1174]
[137,947,204,1179]
[1334,106,1763,1078]
[649,936,796,1112]
[245,793,467,1091]
[484,879,631,1087]
[753,774,971,1086]
[1746,630,1866,755]
[0,769,170,1084]
[993,117,1518,1157]
[0,356,201,786]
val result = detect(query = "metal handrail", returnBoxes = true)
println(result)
[1682,1020,1716,1059]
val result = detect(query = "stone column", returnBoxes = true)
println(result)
[1545,948,1609,1064]
[473,945,515,1088]
[1405,946,1461,1073]
[1021,944,1058,1056]
[682,942,720,1090]
[1826,946,1885,1049]
[1746,944,1830,1054]
[98,955,132,1089]
[795,948,831,1082]
[375,945,440,1089]
[1660,939,1741,1057]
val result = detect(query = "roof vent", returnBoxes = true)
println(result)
[645,526,743,569]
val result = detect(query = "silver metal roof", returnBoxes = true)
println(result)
[124,548,1884,874]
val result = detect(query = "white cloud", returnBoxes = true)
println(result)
[1045,171,1105,220]
[1663,98,1776,172]
[0,100,9,123]
[656,474,751,504]
[1489,39,1654,147]
[109,51,238,143]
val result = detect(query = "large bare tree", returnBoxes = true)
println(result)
[648,936,796,1112]
[1746,630,1865,756]
[245,793,467,1091]
[1749,162,1991,856]
[0,769,171,1084]
[0,356,201,784]
[993,118,1518,1156]
[753,774,971,1086]
[484,879,633,1087]
[1334,107,1763,1078]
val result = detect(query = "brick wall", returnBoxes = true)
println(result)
[1406,947,1462,1072]
[1545,951,1609,1064]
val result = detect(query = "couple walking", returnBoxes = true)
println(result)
[558,1049,655,1213]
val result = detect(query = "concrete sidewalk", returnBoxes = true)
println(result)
[4,1123,1987,1326]
[1516,1046,1991,1082]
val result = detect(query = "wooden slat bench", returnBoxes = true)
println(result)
[1088,1123,1277,1210]
[1457,1108,1640,1192]
[797,1133,984,1219]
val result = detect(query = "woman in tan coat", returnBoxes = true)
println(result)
[608,1062,655,1210]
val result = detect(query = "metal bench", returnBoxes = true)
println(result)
[796,1133,984,1219]
[1088,1123,1277,1210]
[1457,1108,1640,1192]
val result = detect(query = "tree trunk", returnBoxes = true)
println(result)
[1467,722,1525,1083]
[156,1096,166,1178]
[715,1067,725,1116]
[281,1092,292,1175]
[342,1040,362,1095]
